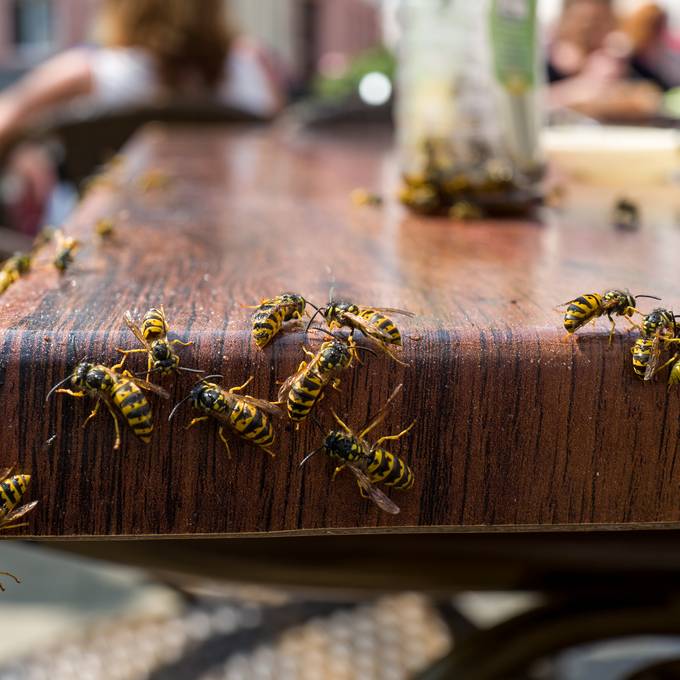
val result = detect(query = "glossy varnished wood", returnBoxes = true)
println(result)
[1,123,679,537]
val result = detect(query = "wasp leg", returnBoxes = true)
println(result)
[357,483,370,499]
[331,378,342,393]
[302,347,315,359]
[82,400,102,429]
[146,353,153,382]
[0,571,20,587]
[186,416,209,430]
[260,446,276,459]
[607,315,617,347]
[170,339,193,347]
[55,389,86,398]
[0,522,29,531]
[374,419,417,447]
[331,464,346,481]
[103,401,122,450]
[230,376,254,393]
[112,348,147,372]
[330,410,353,435]
[217,426,232,459]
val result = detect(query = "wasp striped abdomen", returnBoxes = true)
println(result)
[0,468,37,531]
[358,310,402,345]
[288,373,325,421]
[110,378,154,443]
[251,293,307,348]
[229,398,276,450]
[141,307,169,340]
[366,448,415,490]
[0,474,30,519]
[631,338,654,378]
[563,294,603,333]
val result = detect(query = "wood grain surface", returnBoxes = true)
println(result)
[1,122,679,538]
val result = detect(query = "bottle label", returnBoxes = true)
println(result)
[490,0,536,94]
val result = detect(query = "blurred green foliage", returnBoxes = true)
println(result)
[312,46,395,101]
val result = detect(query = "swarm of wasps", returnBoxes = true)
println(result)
[246,292,416,514]
[43,293,416,515]
[560,288,680,385]
[398,138,541,219]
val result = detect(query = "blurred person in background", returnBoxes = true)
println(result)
[0,0,284,235]
[546,0,678,121]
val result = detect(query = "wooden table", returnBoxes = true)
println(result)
[2,122,680,539]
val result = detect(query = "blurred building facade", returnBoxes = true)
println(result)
[0,0,382,88]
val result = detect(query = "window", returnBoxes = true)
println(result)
[12,0,54,59]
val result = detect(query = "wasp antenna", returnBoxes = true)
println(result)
[299,445,324,467]
[306,300,321,313]
[200,374,223,383]
[310,415,326,434]
[636,294,662,301]
[308,325,336,339]
[305,308,324,333]
[177,366,206,374]
[45,374,74,402]
[353,345,378,357]
[168,395,192,422]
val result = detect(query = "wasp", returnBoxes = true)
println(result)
[0,467,37,531]
[116,307,199,379]
[307,300,414,365]
[278,335,372,425]
[247,292,313,348]
[169,375,281,458]
[300,384,415,515]
[53,230,80,272]
[560,290,660,344]
[613,197,640,232]
[47,361,169,450]
[350,188,383,207]
[630,309,678,381]
[0,252,31,294]
[95,218,114,238]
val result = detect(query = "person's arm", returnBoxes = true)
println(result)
[0,49,94,148]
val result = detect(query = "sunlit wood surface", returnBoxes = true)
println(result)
[1,122,679,537]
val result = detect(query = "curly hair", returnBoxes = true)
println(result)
[101,0,234,91]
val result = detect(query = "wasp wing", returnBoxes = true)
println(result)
[237,394,284,418]
[346,463,400,515]
[124,311,151,350]
[643,335,664,381]
[360,307,415,318]
[277,351,324,402]
[341,311,396,343]
[127,375,170,399]
[0,501,38,526]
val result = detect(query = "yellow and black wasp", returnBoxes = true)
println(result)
[0,252,31,295]
[307,299,414,365]
[247,292,314,348]
[560,289,660,344]
[0,467,37,531]
[53,229,80,272]
[630,308,679,381]
[47,361,169,450]
[116,306,199,379]
[300,384,415,515]
[169,375,281,458]
[278,335,373,425]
